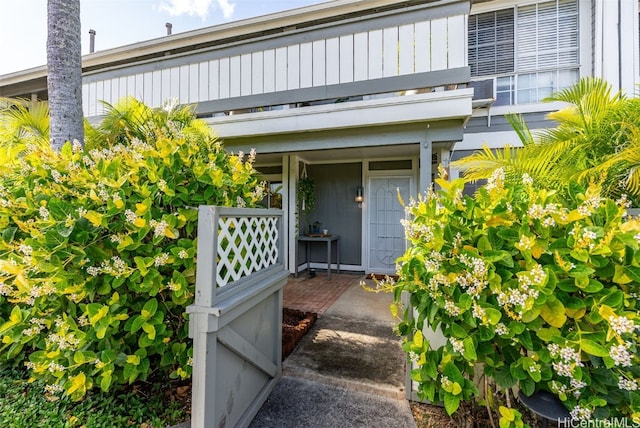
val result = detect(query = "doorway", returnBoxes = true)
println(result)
[366,176,411,274]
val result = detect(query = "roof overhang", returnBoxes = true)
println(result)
[207,88,474,140]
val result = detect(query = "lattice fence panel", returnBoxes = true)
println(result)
[216,216,279,287]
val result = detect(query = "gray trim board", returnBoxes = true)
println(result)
[464,111,557,133]
[195,68,470,115]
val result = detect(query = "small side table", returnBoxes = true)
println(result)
[295,235,340,279]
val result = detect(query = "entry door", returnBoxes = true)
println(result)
[367,176,411,273]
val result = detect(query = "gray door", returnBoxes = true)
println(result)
[367,176,410,273]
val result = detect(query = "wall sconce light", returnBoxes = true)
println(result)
[355,186,364,203]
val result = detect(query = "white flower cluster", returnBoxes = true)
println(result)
[619,377,639,391]
[570,405,592,421]
[569,227,598,250]
[440,375,453,389]
[609,343,633,367]
[516,235,535,251]
[472,303,486,324]
[39,206,50,220]
[449,337,465,354]
[485,168,505,191]
[150,219,168,237]
[401,219,434,242]
[24,318,46,336]
[495,323,509,336]
[609,315,637,336]
[444,300,461,317]
[456,255,488,298]
[577,190,604,217]
[616,194,632,208]
[125,209,138,224]
[526,202,564,226]
[44,383,64,395]
[45,332,80,351]
[178,249,189,259]
[48,362,65,373]
[96,256,130,278]
[548,344,583,378]
[0,281,11,296]
[154,253,170,267]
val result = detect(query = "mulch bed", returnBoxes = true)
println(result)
[365,273,399,281]
[282,307,317,360]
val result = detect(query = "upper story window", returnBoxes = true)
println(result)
[469,0,579,106]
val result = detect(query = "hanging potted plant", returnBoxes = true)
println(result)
[297,164,316,235]
[297,176,315,213]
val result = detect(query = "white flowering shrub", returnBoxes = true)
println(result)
[0,100,264,400]
[393,170,640,421]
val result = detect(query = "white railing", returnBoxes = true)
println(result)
[82,14,467,117]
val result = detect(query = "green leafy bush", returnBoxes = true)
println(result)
[393,170,640,421]
[0,99,264,400]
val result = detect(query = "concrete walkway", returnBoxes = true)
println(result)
[248,274,416,427]
[175,274,416,428]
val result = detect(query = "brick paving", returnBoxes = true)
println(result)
[283,272,365,315]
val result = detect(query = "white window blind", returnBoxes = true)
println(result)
[516,0,579,73]
[468,9,514,76]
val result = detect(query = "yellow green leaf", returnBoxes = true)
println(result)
[142,323,156,340]
[126,354,141,365]
[539,299,567,328]
[90,306,109,325]
[84,210,104,227]
[67,373,86,396]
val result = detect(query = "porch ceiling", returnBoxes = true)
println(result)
[254,143,423,164]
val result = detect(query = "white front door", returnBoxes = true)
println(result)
[367,176,411,273]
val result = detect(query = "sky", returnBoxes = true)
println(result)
[0,0,327,76]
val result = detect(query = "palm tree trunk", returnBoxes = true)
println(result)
[47,0,84,151]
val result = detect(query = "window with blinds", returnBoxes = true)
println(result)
[468,9,514,76]
[469,0,579,105]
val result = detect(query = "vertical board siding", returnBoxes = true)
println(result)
[199,62,209,102]
[447,15,466,69]
[326,37,340,85]
[353,32,368,81]
[430,18,448,71]
[241,54,252,96]
[300,42,313,88]
[263,49,276,93]
[368,29,384,79]
[252,52,264,94]
[208,59,219,100]
[229,56,241,97]
[399,24,415,75]
[339,35,354,83]
[383,27,399,78]
[83,15,467,116]
[414,21,431,73]
[287,45,300,90]
[312,40,326,86]
[275,47,288,91]
[219,58,230,98]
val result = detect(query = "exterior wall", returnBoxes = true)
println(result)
[298,163,363,267]
[80,0,470,118]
